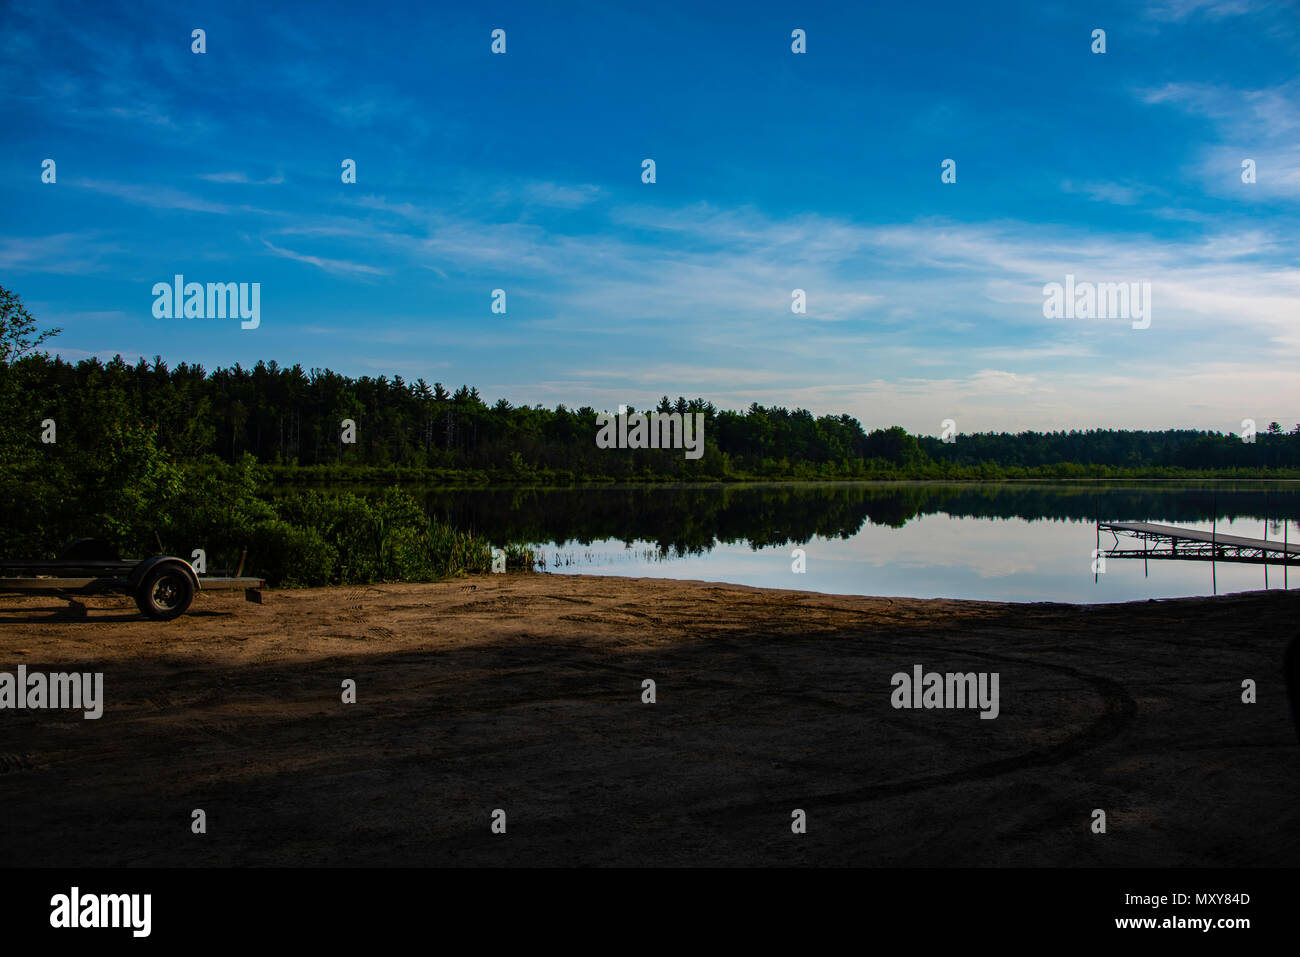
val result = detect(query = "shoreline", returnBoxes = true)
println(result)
[259,474,1300,489]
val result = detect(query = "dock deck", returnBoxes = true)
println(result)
[1099,521,1300,564]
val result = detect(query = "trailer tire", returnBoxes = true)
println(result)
[135,564,194,621]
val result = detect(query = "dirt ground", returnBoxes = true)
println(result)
[1,574,1297,867]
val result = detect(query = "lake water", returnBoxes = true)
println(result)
[421,482,1300,603]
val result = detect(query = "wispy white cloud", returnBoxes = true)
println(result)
[269,194,1299,360]
[1143,0,1262,21]
[972,343,1096,362]
[260,239,388,277]
[0,232,122,275]
[1060,180,1144,206]
[199,171,285,185]
[70,179,234,214]
[520,181,602,208]
[1141,80,1300,199]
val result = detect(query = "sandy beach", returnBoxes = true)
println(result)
[1,575,1297,867]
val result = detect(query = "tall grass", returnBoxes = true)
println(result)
[255,486,533,586]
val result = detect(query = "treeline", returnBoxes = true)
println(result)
[920,428,1300,472]
[2,353,872,480]
[5,352,1300,480]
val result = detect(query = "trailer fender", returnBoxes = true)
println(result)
[127,556,201,593]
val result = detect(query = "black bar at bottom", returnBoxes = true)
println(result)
[0,867,1284,944]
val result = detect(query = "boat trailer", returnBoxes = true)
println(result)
[0,539,264,621]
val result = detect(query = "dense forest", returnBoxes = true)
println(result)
[5,350,1299,482]
[1,286,1297,584]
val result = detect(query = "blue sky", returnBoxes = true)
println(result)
[2,0,1298,432]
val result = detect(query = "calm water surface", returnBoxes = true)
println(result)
[420,482,1300,603]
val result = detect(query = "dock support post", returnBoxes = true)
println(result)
[1094,505,1099,585]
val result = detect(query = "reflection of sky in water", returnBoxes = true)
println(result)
[531,515,1300,603]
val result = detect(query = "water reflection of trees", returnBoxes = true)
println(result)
[420,483,1300,553]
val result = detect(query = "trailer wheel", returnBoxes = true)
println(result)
[135,565,194,621]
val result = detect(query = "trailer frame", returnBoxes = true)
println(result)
[0,554,264,621]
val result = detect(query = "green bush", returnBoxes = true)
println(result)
[247,519,338,585]
[264,486,502,585]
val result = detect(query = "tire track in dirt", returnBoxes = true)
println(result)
[711,649,1136,819]
[0,752,33,774]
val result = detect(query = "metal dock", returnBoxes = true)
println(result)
[1098,521,1300,565]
